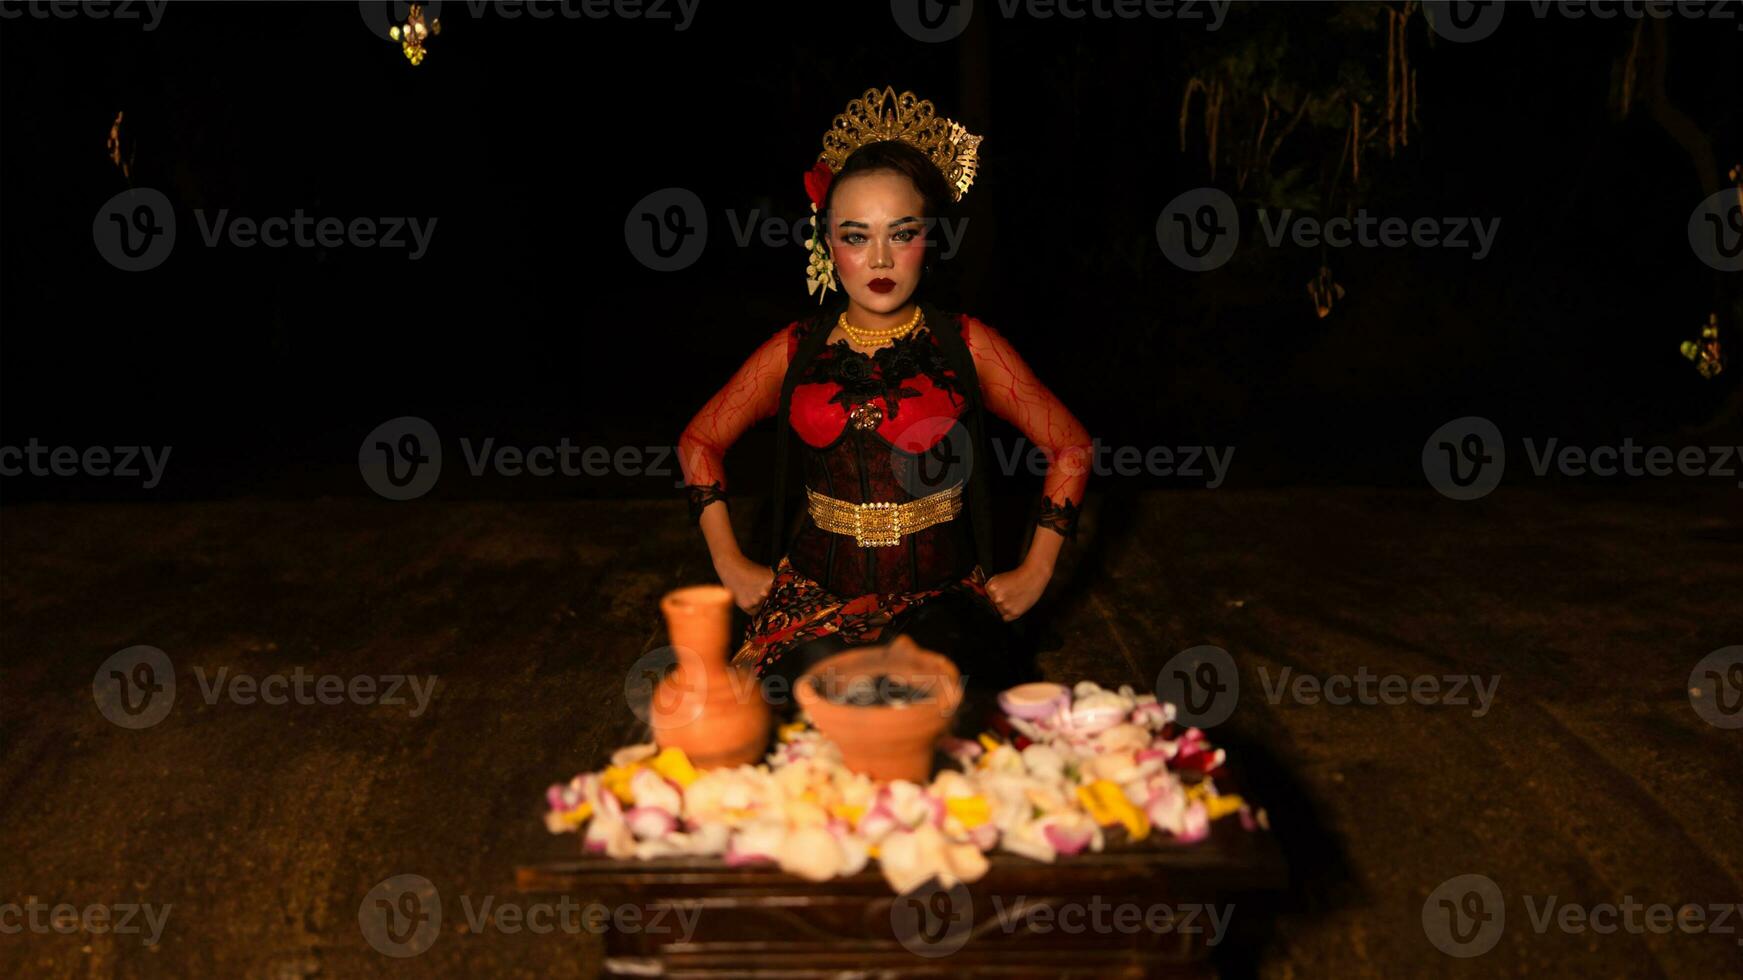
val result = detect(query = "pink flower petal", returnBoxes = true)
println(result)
[625,806,678,840]
[1044,824,1093,855]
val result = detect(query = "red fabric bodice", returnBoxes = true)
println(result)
[785,328,967,452]
[782,322,978,594]
[679,311,1092,596]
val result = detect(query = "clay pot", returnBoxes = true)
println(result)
[795,634,963,784]
[649,585,770,769]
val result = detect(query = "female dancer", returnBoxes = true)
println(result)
[677,87,1092,697]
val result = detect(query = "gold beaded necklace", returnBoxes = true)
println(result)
[838,305,922,348]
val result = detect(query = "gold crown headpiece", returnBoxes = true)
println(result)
[800,87,982,303]
[816,86,983,203]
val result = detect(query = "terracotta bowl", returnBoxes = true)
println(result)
[795,635,963,784]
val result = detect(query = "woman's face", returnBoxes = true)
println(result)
[826,170,929,315]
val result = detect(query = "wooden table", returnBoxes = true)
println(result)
[517,712,1287,978]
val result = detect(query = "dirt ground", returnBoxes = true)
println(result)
[2,485,1739,977]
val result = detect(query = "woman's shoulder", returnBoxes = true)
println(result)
[946,310,1005,354]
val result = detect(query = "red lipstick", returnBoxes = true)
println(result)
[868,278,895,293]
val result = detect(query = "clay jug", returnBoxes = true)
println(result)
[795,634,963,783]
[650,585,770,769]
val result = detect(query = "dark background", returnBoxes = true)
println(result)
[2,0,1739,504]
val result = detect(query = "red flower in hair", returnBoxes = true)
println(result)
[804,161,834,209]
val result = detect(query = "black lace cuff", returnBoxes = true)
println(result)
[1036,495,1081,540]
[686,481,728,522]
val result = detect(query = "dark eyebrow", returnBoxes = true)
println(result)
[836,216,923,229]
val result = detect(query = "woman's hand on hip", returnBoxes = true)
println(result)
[717,554,775,614]
[986,560,1051,622]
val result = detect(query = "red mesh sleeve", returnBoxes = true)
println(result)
[963,316,1092,539]
[677,324,793,519]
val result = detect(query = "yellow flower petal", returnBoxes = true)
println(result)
[1075,782,1116,825]
[601,762,643,803]
[1204,793,1245,821]
[559,802,594,828]
[946,796,991,829]
[649,747,699,788]
[831,803,865,824]
[977,733,1001,752]
[1077,780,1149,841]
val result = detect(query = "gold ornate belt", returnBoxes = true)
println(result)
[806,482,964,548]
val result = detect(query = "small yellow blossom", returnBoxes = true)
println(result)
[600,762,644,803]
[649,747,699,788]
[946,796,991,829]
[1076,780,1149,841]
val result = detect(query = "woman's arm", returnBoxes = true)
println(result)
[678,325,792,609]
[963,315,1093,618]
